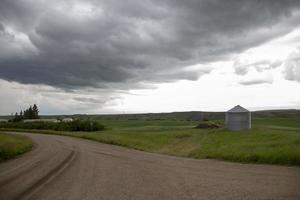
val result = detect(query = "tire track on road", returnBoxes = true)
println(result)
[0,160,43,188]
[14,150,78,200]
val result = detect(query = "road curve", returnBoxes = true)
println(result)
[0,133,299,200]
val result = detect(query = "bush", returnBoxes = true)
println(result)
[69,120,104,131]
[195,121,221,129]
[0,120,104,132]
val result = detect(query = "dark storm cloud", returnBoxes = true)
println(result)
[73,97,118,104]
[0,23,4,32]
[234,60,282,75]
[0,0,300,89]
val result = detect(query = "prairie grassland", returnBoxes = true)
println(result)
[1,117,300,165]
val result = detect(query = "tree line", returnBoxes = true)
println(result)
[1,119,104,132]
[12,104,39,122]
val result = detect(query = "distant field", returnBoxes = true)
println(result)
[1,116,300,166]
[253,117,300,128]
[0,133,33,162]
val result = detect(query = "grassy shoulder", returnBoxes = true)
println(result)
[1,118,300,166]
[0,133,33,162]
[191,128,300,165]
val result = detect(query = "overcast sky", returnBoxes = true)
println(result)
[1,0,300,115]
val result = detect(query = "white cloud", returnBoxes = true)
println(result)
[238,70,274,85]
[115,61,300,113]
[284,47,300,82]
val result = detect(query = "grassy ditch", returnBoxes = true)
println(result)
[0,133,33,162]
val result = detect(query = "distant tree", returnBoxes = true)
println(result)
[19,110,23,121]
[32,104,39,119]
[23,108,29,119]
[12,112,22,122]
[29,106,33,119]
[12,105,40,121]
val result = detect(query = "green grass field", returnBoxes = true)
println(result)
[1,116,300,166]
[0,133,33,162]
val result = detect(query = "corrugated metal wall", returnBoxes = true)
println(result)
[225,112,251,131]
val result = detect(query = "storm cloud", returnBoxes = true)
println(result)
[1,0,300,89]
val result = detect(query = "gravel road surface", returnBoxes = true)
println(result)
[0,133,299,200]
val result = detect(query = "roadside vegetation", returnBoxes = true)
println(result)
[1,116,300,166]
[1,108,300,165]
[193,128,300,165]
[1,104,104,132]
[0,120,104,132]
[0,133,33,162]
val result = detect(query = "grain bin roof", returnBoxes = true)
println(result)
[227,105,249,113]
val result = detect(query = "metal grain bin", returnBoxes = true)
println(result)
[225,105,251,131]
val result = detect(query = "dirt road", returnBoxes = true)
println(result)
[0,133,299,200]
